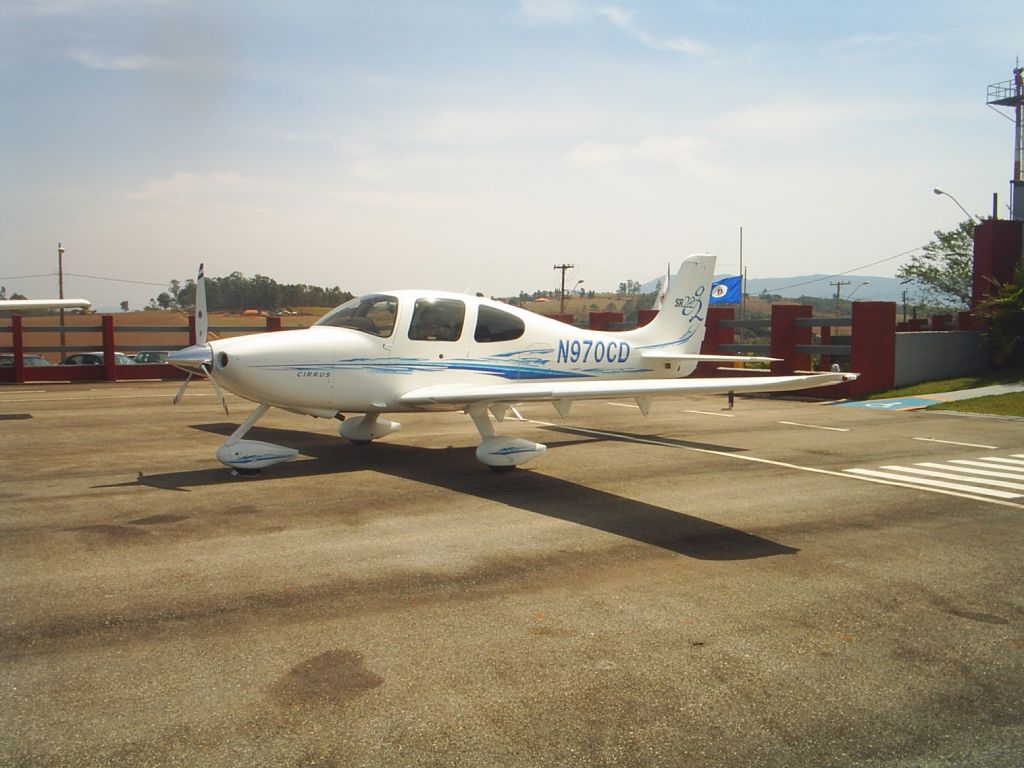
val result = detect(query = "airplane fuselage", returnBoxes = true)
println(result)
[205,290,693,416]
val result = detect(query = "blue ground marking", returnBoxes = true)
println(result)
[835,396,942,411]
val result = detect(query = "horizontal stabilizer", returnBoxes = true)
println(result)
[641,352,781,363]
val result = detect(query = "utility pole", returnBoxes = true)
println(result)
[830,279,850,318]
[57,242,66,353]
[553,263,574,315]
[738,226,745,319]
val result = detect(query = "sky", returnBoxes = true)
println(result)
[1,0,1021,311]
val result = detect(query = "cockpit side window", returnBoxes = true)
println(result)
[315,294,397,337]
[408,298,465,342]
[474,305,525,343]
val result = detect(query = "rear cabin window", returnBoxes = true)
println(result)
[474,305,525,343]
[315,294,397,338]
[408,299,465,342]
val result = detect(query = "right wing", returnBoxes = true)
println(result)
[398,371,858,411]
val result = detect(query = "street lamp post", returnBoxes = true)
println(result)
[933,188,979,222]
[847,280,871,300]
[57,242,66,354]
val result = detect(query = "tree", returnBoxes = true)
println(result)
[156,292,173,309]
[975,262,1024,368]
[897,220,974,309]
[617,279,641,297]
[168,279,182,308]
[120,300,130,312]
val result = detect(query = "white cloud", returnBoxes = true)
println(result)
[68,47,179,71]
[712,99,903,141]
[517,0,589,26]
[826,31,946,53]
[519,0,707,54]
[597,4,708,55]
[565,133,713,175]
[129,172,261,202]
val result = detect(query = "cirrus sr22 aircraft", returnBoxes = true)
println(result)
[168,256,857,472]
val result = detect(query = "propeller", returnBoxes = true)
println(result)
[169,263,228,414]
[196,262,208,346]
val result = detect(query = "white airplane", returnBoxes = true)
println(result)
[169,255,857,472]
[0,298,91,311]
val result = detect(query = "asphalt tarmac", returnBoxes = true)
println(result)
[2,381,1023,767]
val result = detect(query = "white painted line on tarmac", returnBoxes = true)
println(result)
[913,437,998,449]
[917,462,1024,481]
[683,410,735,418]
[978,457,1024,467]
[528,420,1024,510]
[844,469,1021,499]
[606,402,640,409]
[880,465,1024,492]
[950,459,1024,473]
[0,392,218,404]
[778,421,850,432]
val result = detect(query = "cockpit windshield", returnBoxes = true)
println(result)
[315,294,397,338]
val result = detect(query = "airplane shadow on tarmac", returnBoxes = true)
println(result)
[102,421,796,561]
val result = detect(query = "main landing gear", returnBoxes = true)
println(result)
[468,405,546,471]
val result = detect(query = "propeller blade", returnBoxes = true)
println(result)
[202,363,229,415]
[196,263,208,346]
[172,374,193,405]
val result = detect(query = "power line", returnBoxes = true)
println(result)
[0,270,168,287]
[63,272,167,287]
[762,245,924,294]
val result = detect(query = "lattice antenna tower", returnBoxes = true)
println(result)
[986,60,1024,220]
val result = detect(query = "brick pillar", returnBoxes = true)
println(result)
[546,313,575,325]
[849,301,895,397]
[102,315,117,381]
[973,219,1023,307]
[770,305,812,375]
[589,311,623,331]
[188,314,197,345]
[12,315,25,384]
[697,306,734,376]
[636,309,658,327]
[266,316,282,332]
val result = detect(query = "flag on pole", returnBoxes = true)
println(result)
[709,275,741,304]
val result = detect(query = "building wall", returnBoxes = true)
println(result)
[894,331,988,387]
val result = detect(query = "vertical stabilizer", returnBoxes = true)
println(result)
[624,254,716,353]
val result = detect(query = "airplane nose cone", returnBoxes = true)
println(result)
[167,344,213,375]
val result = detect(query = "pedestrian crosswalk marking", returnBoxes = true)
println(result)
[844,453,1024,500]
[879,465,1024,492]
[916,462,1024,481]
[844,469,1021,499]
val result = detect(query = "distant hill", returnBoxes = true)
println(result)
[642,273,904,302]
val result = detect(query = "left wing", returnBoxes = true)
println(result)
[0,299,91,311]
[399,372,857,410]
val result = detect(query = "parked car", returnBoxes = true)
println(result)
[60,352,134,365]
[0,353,51,366]
[133,350,172,364]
